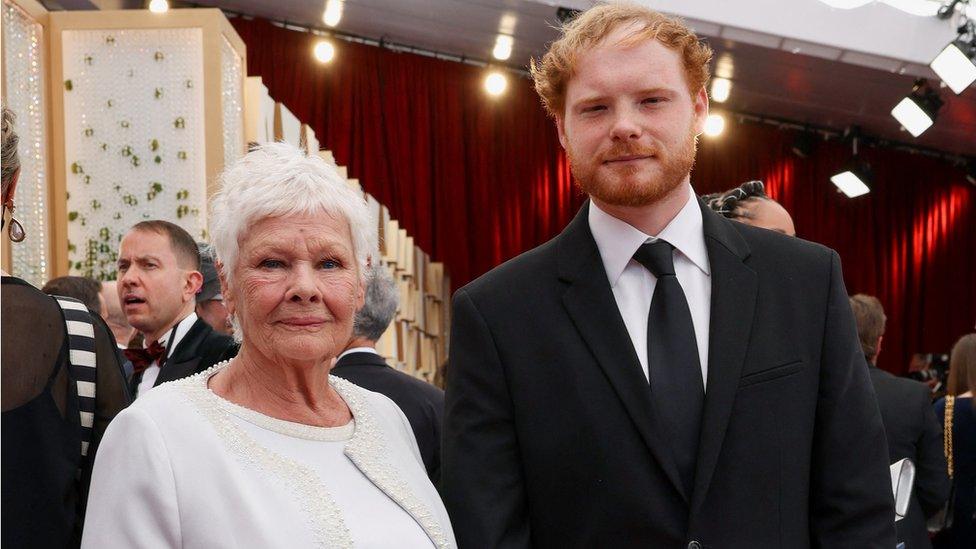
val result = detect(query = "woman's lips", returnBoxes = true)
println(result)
[278,317,327,327]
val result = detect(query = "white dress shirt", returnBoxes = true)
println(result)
[588,187,712,388]
[135,312,197,398]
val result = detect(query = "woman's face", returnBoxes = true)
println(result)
[225,211,364,365]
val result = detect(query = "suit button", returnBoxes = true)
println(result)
[687,542,702,549]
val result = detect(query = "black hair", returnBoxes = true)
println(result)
[704,180,768,220]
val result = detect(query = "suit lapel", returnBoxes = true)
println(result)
[558,203,689,502]
[154,319,209,386]
[691,203,758,513]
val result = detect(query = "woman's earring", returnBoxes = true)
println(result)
[5,204,25,242]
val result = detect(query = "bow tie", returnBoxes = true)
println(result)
[123,340,168,376]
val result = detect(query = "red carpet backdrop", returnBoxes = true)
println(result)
[232,17,975,376]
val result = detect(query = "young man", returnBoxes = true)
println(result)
[441,4,895,547]
[118,221,237,398]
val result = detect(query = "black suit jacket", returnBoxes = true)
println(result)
[868,363,950,549]
[128,318,238,396]
[442,200,895,548]
[332,351,445,483]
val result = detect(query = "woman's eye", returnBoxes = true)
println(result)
[320,259,340,269]
[259,259,283,269]
[582,105,606,114]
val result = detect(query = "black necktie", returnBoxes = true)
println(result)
[633,240,704,495]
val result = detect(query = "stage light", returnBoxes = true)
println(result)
[830,169,871,198]
[890,79,943,137]
[703,113,725,137]
[493,35,513,61]
[831,131,872,198]
[484,71,508,96]
[323,0,343,28]
[313,40,336,64]
[710,77,731,103]
[930,38,976,94]
[791,129,816,158]
[148,0,169,13]
[965,159,976,186]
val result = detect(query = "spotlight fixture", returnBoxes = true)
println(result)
[703,113,725,137]
[148,0,169,13]
[493,35,514,61]
[965,158,976,186]
[831,129,872,198]
[323,0,343,28]
[930,20,976,94]
[791,128,816,158]
[890,78,944,137]
[710,77,731,103]
[313,40,336,64]
[484,71,508,96]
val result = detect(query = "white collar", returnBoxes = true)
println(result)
[588,186,710,287]
[337,347,379,361]
[146,312,198,358]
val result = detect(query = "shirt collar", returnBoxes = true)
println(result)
[146,312,197,358]
[337,347,379,361]
[588,186,710,287]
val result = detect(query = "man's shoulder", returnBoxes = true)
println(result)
[458,235,561,299]
[870,366,931,404]
[334,359,444,405]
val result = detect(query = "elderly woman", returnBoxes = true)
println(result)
[82,143,455,548]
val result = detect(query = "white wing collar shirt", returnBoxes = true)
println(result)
[588,186,712,388]
[135,311,197,398]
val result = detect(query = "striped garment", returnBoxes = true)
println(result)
[53,296,97,459]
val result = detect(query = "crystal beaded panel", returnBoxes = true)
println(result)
[61,28,206,280]
[221,36,244,170]
[3,0,50,287]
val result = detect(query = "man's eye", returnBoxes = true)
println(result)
[582,105,606,113]
[321,259,340,269]
[642,97,665,105]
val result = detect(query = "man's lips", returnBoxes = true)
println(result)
[604,154,653,164]
[122,295,146,308]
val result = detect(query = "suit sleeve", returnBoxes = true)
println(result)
[81,406,181,548]
[441,288,530,549]
[913,386,951,517]
[809,251,896,548]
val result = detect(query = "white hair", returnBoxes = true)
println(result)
[209,141,374,288]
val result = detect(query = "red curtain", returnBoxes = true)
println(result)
[232,17,975,375]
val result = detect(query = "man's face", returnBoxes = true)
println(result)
[117,230,199,339]
[197,298,233,336]
[557,26,708,208]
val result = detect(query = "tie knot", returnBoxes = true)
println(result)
[633,240,676,277]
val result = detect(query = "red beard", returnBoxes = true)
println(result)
[569,127,698,207]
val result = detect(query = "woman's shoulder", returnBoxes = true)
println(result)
[331,376,413,434]
[121,370,213,425]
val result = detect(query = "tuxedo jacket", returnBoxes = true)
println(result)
[868,364,950,549]
[332,351,445,483]
[442,200,895,548]
[128,318,238,396]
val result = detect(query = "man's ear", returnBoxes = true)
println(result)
[692,86,709,136]
[185,269,203,302]
[555,115,568,150]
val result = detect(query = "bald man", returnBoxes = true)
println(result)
[704,180,796,236]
